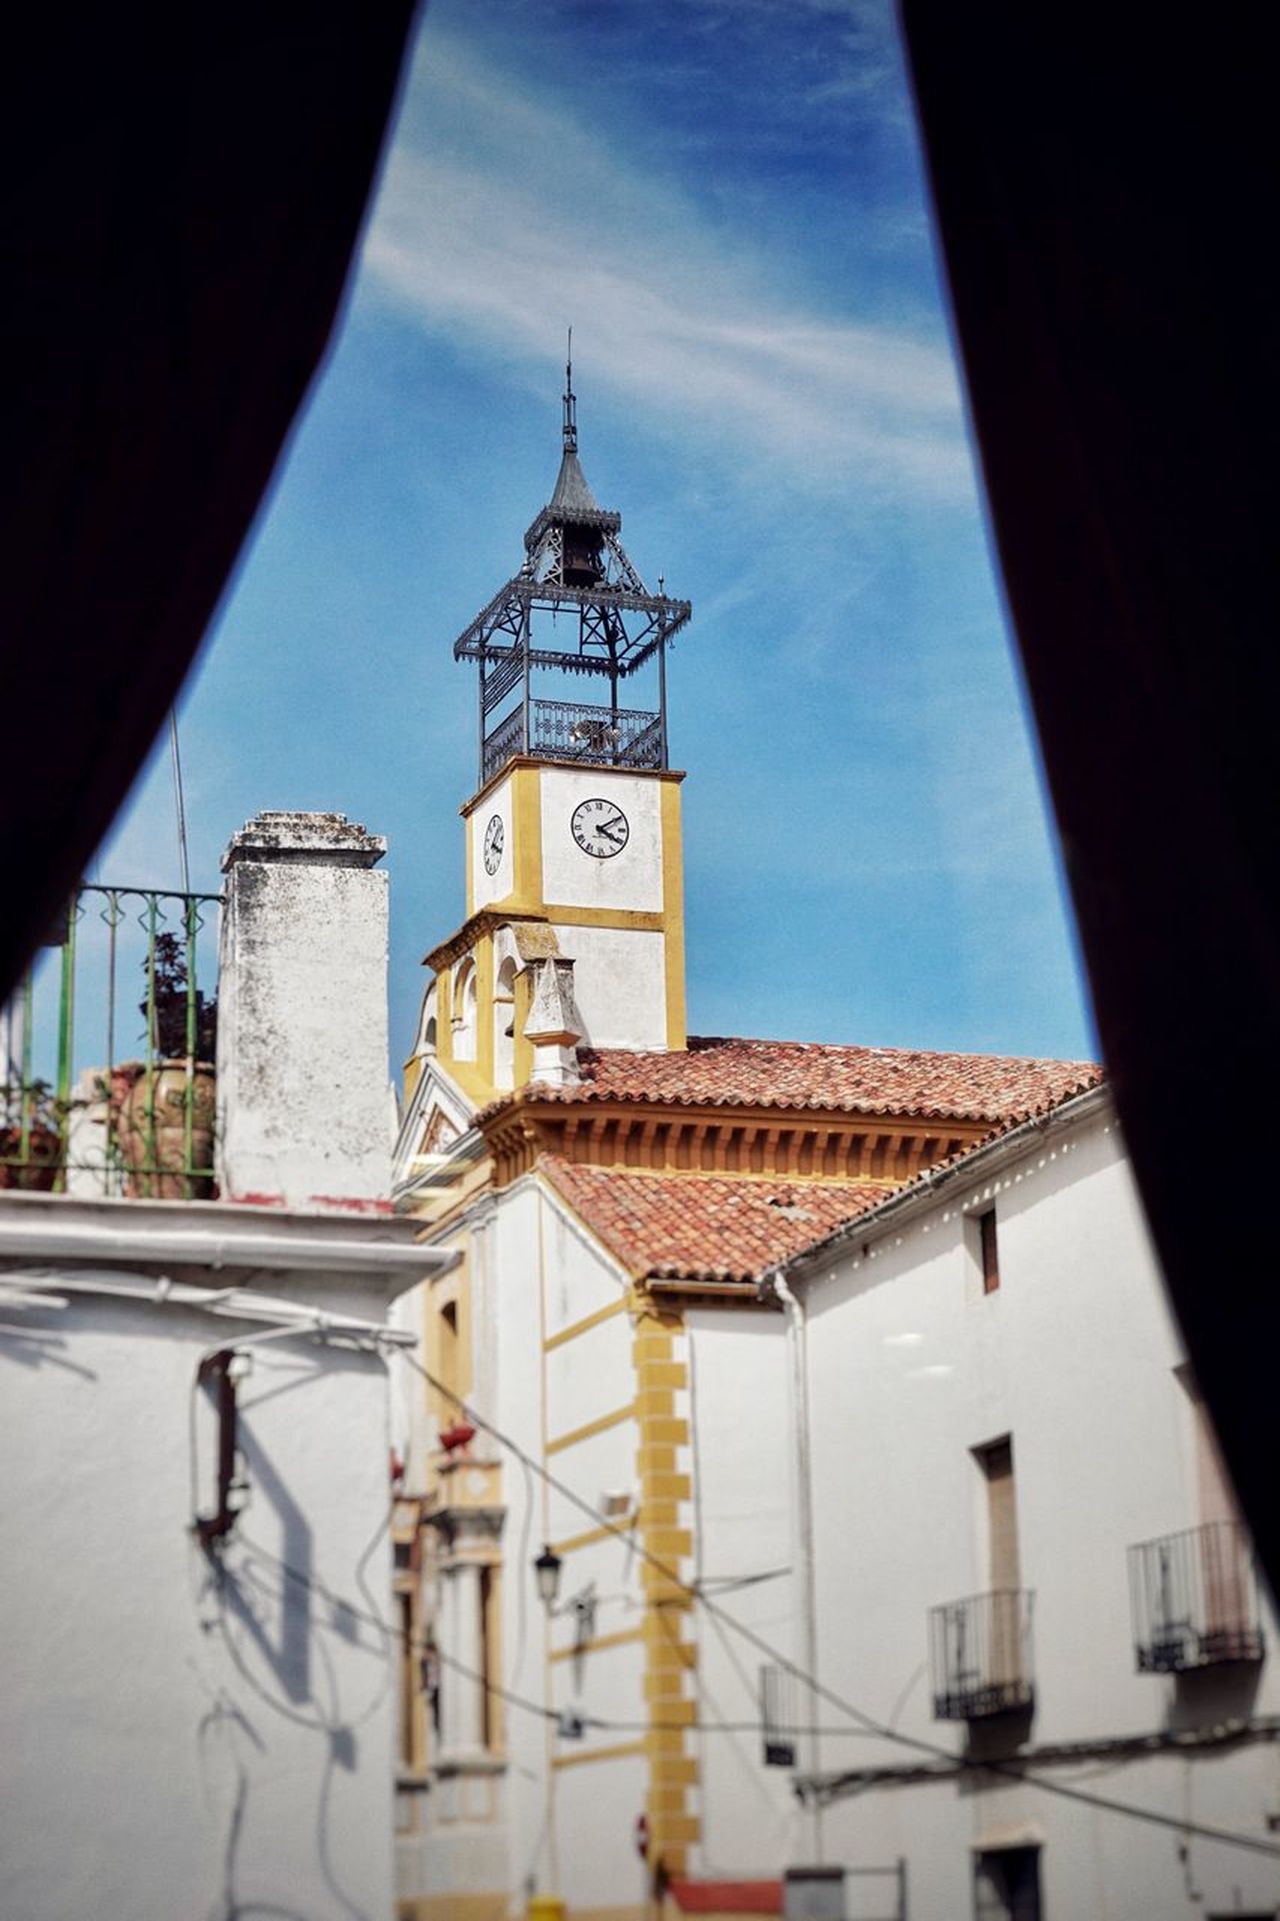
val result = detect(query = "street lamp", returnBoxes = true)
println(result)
[534,1543,563,1609]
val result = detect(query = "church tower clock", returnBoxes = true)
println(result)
[403,352,694,1127]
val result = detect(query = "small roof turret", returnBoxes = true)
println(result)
[548,443,600,519]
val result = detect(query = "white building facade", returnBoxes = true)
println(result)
[0,810,456,1921]
[764,1087,1280,1920]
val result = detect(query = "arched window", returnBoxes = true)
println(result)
[493,956,517,1090]
[452,959,477,1062]
[415,983,438,1057]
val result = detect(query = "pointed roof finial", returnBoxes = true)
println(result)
[563,326,577,452]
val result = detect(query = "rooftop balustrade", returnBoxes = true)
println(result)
[1,885,221,1200]
[481,696,664,782]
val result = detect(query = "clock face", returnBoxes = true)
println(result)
[571,797,630,859]
[482,814,504,875]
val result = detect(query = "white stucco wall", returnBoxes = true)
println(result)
[0,1265,403,1921]
[552,923,667,1050]
[796,1099,1280,1918]
[403,1176,657,1915]
[540,766,664,913]
[686,1308,808,1878]
[470,772,514,911]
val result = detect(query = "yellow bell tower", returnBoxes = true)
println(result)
[404,350,693,1121]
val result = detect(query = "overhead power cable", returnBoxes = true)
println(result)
[393,1350,1280,1863]
[167,709,190,895]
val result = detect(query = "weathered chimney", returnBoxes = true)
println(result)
[217,811,390,1209]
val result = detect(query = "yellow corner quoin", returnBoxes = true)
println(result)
[630,1296,697,1877]
[661,777,687,1051]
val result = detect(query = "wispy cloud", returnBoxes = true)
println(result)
[359,27,971,499]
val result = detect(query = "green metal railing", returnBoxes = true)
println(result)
[1,884,222,1199]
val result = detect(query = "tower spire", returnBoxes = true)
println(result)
[563,327,577,452]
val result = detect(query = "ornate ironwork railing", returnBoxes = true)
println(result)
[1,885,222,1200]
[481,707,526,784]
[482,697,663,781]
[1129,1521,1264,1672]
[929,1589,1035,1720]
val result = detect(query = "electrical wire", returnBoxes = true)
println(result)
[392,1350,1280,1863]
[168,708,191,896]
[234,1531,1280,1860]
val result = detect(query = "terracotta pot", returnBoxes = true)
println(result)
[113,1060,216,1199]
[0,1121,62,1191]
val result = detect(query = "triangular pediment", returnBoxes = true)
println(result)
[392,1055,476,1194]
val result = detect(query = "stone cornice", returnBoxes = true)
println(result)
[479,1089,988,1190]
[423,907,551,974]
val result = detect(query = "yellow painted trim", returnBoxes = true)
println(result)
[403,1054,423,1106]
[643,1527,692,1559]
[397,1895,508,1921]
[643,1471,692,1501]
[513,763,544,913]
[476,934,495,1089]
[543,904,668,932]
[649,1812,700,1843]
[513,963,534,1089]
[546,1402,637,1455]
[552,1738,645,1771]
[436,967,454,1066]
[478,900,666,933]
[555,1909,646,1921]
[441,1054,495,1110]
[550,1624,644,1663]
[661,777,687,1051]
[553,1521,632,1556]
[463,754,686,815]
[654,1756,699,1786]
[544,1296,630,1352]
[643,1361,688,1390]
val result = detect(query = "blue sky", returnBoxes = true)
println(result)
[100,0,1096,1070]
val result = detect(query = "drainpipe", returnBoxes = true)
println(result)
[772,1272,823,1863]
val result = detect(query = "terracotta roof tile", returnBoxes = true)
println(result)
[541,1158,887,1285]
[533,1035,1102,1124]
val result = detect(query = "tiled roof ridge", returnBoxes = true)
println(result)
[474,1034,1103,1129]
[767,1076,1114,1281]
[681,1031,1095,1064]
[535,1071,1111,1285]
[536,1035,1102,1121]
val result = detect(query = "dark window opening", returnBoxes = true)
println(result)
[979,1208,999,1293]
[974,1846,1041,1921]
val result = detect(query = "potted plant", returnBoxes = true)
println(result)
[0,1078,64,1191]
[111,934,218,1200]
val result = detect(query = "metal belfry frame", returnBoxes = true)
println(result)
[453,352,692,786]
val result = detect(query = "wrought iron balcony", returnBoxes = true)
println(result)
[1128,1521,1264,1673]
[929,1589,1035,1720]
[482,697,664,782]
[1,885,221,1200]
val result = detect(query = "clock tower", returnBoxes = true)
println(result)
[402,353,693,1125]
